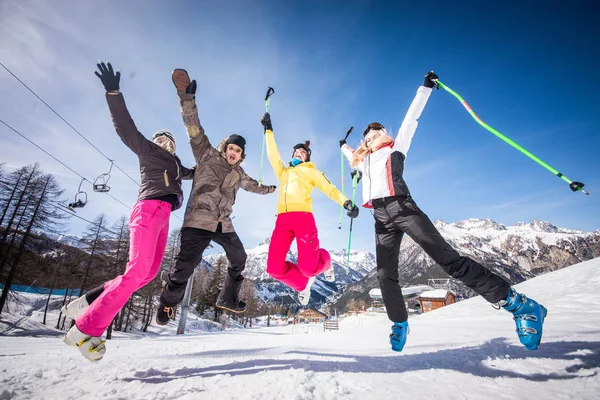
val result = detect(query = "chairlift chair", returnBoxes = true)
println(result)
[93,161,113,193]
[68,179,88,211]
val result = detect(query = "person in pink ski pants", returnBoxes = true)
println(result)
[62,62,194,361]
[260,112,359,306]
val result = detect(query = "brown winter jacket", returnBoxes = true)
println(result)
[105,92,194,210]
[178,93,272,232]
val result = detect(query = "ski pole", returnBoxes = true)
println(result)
[437,80,588,195]
[346,169,361,268]
[339,127,353,229]
[258,87,275,186]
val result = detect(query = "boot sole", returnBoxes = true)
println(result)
[172,69,191,93]
[216,304,246,314]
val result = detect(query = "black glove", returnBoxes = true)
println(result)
[261,112,273,132]
[350,169,362,183]
[95,61,121,92]
[343,200,359,219]
[339,139,347,148]
[424,71,439,89]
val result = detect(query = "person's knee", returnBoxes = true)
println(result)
[377,268,399,284]
[229,250,247,268]
[266,257,285,278]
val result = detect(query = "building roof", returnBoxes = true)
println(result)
[418,289,456,300]
[297,308,328,317]
[370,285,434,300]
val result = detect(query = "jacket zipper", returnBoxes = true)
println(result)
[163,170,170,187]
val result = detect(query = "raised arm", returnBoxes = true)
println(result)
[393,72,438,156]
[340,143,364,172]
[261,113,285,178]
[172,69,214,164]
[96,62,153,155]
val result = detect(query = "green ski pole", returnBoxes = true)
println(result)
[258,87,275,186]
[339,127,353,229]
[346,169,361,268]
[437,80,588,195]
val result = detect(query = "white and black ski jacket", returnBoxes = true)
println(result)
[341,85,432,207]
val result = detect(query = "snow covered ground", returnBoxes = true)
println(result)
[1,257,600,399]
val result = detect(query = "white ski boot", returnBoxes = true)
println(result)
[323,265,335,282]
[61,296,89,321]
[298,277,316,306]
[64,325,106,362]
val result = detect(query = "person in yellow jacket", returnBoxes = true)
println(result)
[261,112,359,305]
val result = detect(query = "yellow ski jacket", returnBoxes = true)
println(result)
[266,130,348,214]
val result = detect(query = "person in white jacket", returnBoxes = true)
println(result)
[340,72,547,353]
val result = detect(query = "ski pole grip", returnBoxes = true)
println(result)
[343,126,354,142]
[265,87,275,101]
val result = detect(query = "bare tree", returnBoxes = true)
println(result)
[0,164,41,270]
[206,256,226,322]
[0,169,66,314]
[106,216,129,339]
[78,214,111,298]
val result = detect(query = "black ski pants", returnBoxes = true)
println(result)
[372,196,511,322]
[160,225,247,307]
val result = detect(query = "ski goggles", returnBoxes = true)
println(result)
[363,122,385,136]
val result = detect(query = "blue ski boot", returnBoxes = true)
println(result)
[390,321,409,352]
[501,288,547,350]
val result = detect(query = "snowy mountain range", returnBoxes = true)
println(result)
[202,218,600,306]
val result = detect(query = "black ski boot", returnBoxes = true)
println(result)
[216,274,246,313]
[216,298,247,313]
[156,299,175,326]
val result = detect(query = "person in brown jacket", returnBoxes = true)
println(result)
[156,69,276,323]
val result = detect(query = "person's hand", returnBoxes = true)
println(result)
[424,71,439,89]
[172,68,196,94]
[343,200,359,218]
[261,112,273,132]
[267,185,277,193]
[95,61,120,92]
[350,169,362,183]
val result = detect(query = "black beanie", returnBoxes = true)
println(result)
[225,134,246,153]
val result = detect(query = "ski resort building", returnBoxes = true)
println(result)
[417,290,456,313]
[295,308,328,323]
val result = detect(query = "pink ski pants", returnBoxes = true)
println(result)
[77,199,171,336]
[266,212,331,291]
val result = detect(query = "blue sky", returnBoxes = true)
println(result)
[1,0,598,255]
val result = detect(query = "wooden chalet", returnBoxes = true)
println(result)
[296,308,328,323]
[417,289,456,313]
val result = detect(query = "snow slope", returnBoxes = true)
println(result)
[1,257,599,399]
